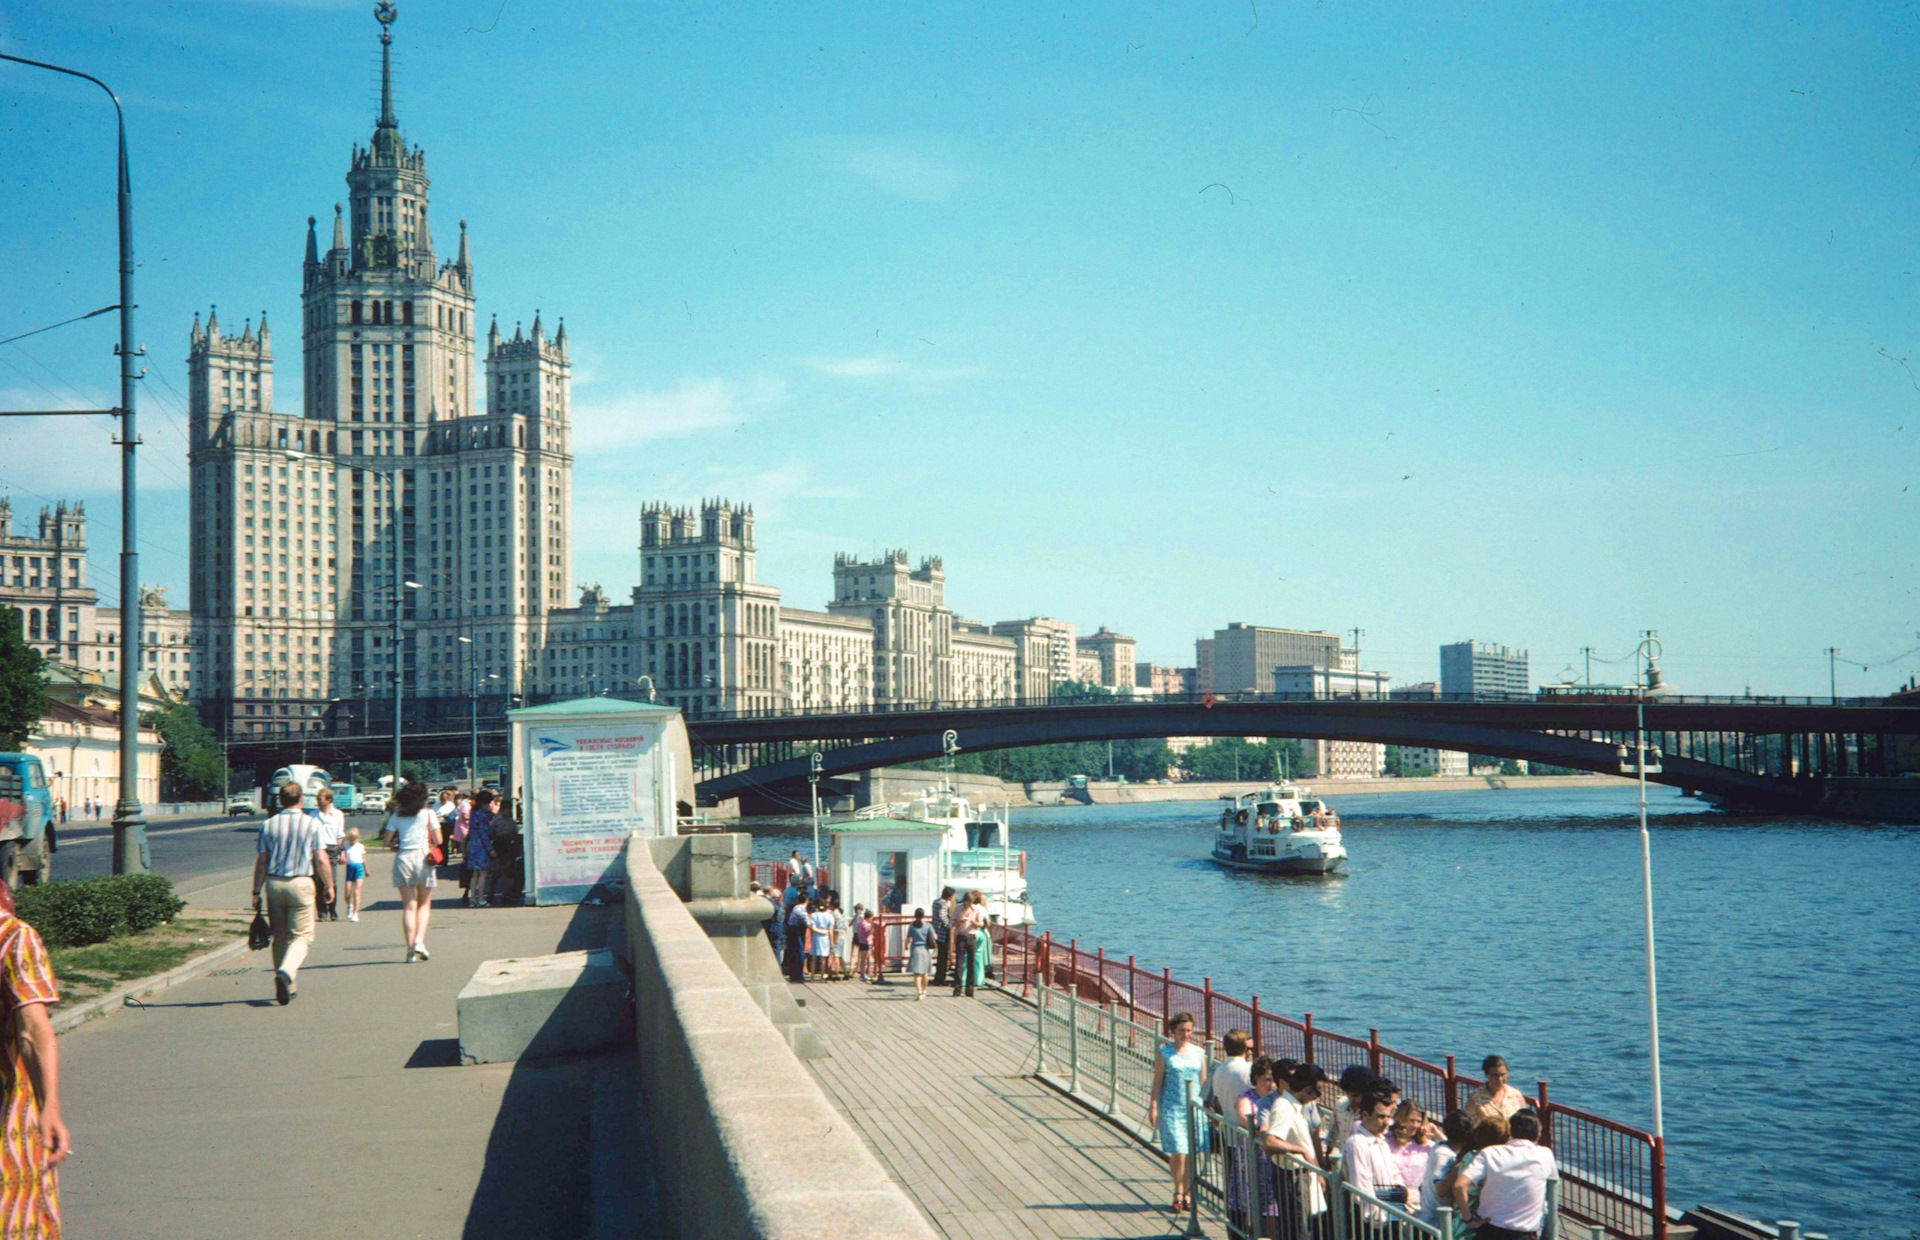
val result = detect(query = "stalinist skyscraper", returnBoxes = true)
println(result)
[189,2,572,741]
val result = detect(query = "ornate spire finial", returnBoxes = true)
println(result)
[375,3,398,131]
[332,203,345,250]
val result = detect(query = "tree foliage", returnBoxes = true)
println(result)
[147,701,225,799]
[1178,737,1310,782]
[914,737,1176,784]
[0,610,47,750]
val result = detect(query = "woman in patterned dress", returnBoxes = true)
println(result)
[0,903,69,1238]
[1147,1011,1207,1214]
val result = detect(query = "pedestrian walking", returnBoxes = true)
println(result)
[381,781,442,963]
[308,784,347,922]
[852,907,874,981]
[464,789,497,908]
[831,898,853,979]
[0,896,69,1235]
[341,827,368,921]
[252,781,334,1005]
[930,887,954,985]
[1452,1111,1557,1240]
[782,894,811,983]
[949,890,988,997]
[905,908,934,998]
[1147,1011,1207,1214]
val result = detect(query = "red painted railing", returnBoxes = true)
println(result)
[986,923,1667,1240]
[748,861,791,891]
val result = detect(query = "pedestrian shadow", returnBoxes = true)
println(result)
[133,997,277,1009]
[460,901,654,1240]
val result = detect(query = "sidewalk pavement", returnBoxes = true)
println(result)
[57,856,632,1239]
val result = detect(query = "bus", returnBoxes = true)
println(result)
[267,764,334,805]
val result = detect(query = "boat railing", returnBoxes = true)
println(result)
[990,924,1666,1240]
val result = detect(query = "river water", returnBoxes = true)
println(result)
[747,785,1917,1239]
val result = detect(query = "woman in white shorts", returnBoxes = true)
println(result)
[382,781,443,963]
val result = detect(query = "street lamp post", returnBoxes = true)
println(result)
[0,52,146,872]
[1634,631,1666,1140]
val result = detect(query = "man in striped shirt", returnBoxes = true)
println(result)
[252,782,333,1006]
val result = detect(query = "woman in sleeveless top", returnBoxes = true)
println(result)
[0,904,68,1237]
[1147,1011,1207,1213]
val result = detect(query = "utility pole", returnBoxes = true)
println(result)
[1348,627,1365,674]
[1579,646,1595,686]
[0,52,146,872]
[1824,647,1839,705]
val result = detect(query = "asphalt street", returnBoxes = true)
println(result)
[53,808,393,907]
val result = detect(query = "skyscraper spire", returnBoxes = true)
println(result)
[376,2,398,132]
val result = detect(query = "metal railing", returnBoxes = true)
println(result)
[1037,982,1573,1240]
[1015,928,1660,1240]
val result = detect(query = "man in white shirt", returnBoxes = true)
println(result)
[308,784,348,922]
[1262,1063,1328,1237]
[1341,1087,1405,1214]
[1207,1029,1254,1115]
[1454,1111,1558,1240]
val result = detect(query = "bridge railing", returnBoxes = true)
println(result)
[998,925,1666,1240]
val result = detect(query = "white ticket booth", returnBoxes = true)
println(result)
[827,819,947,959]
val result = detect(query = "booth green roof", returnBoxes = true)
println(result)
[506,697,681,719]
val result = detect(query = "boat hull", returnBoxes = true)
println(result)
[1211,849,1345,876]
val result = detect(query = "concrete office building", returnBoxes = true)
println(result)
[1274,663,1390,779]
[1440,641,1531,700]
[1198,623,1344,693]
[1077,627,1137,694]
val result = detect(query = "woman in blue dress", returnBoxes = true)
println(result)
[1146,1010,1208,1213]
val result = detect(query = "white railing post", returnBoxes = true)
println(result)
[1544,1178,1561,1240]
[1035,981,1047,1075]
[1185,1079,1203,1238]
[1106,1002,1119,1115]
[1329,1162,1349,1240]
[1439,1205,1455,1240]
[1067,978,1080,1094]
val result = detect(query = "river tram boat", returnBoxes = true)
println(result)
[828,781,1034,926]
[1210,785,1347,875]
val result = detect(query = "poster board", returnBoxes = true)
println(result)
[508,698,681,905]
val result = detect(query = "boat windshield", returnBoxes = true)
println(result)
[1298,801,1321,813]
[1256,802,1282,817]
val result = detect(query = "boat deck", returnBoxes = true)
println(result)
[798,980,1199,1240]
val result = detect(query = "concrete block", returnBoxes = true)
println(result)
[457,948,633,1065]
[685,833,751,899]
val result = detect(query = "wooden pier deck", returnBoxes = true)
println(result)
[799,980,1201,1240]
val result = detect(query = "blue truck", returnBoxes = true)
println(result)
[0,754,55,890]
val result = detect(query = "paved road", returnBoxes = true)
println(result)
[54,810,395,908]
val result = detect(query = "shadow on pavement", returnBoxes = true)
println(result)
[458,901,656,1240]
[405,1038,461,1069]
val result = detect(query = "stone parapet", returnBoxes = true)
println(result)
[624,835,933,1240]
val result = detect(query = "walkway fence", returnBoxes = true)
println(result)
[1012,931,1660,1240]
[742,877,1666,1240]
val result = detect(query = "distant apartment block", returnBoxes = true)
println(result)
[1076,627,1137,694]
[1197,623,1343,693]
[1135,663,1196,696]
[1388,680,1468,774]
[1439,640,1530,699]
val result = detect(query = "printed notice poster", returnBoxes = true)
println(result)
[525,719,663,903]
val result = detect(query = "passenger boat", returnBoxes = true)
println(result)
[834,781,1035,925]
[1210,785,1347,875]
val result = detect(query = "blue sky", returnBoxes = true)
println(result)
[2,0,1914,694]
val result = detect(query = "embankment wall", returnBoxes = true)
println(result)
[622,836,937,1240]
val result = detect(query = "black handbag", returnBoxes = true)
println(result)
[248,909,271,951]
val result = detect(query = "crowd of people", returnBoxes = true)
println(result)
[251,778,528,1003]
[757,855,995,999]
[1149,1024,1557,1240]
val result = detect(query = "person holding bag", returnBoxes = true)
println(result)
[381,781,442,963]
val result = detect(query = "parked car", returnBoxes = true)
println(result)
[0,754,54,890]
[225,795,257,816]
[358,788,389,814]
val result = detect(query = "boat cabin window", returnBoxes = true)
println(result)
[966,820,1002,850]
[1256,802,1282,817]
[1298,801,1321,814]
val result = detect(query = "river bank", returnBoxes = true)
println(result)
[857,766,1635,808]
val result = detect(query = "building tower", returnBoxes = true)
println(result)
[633,500,780,717]
[828,551,953,705]
[189,2,571,739]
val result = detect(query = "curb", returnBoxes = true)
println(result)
[53,934,254,1035]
